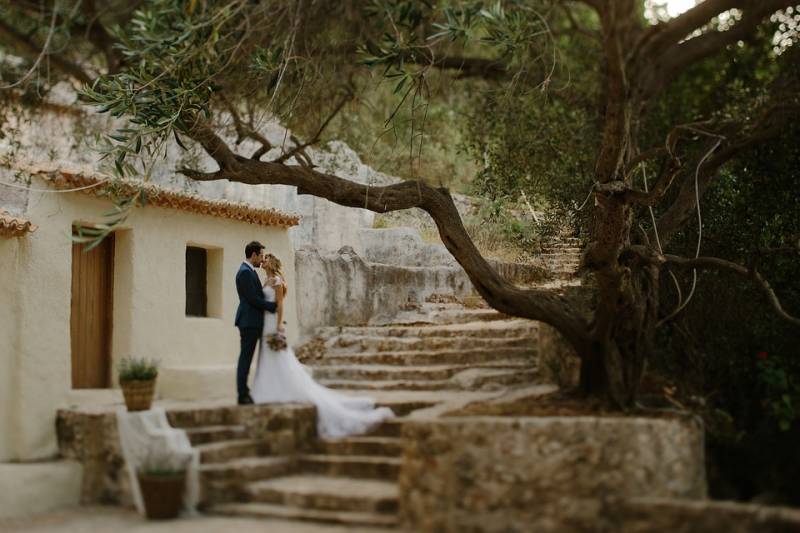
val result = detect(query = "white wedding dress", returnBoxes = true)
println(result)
[251,276,394,437]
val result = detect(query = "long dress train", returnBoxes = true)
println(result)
[250,276,394,437]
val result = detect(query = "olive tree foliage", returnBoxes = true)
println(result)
[1,0,799,407]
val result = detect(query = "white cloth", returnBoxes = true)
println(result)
[116,407,200,516]
[251,276,395,437]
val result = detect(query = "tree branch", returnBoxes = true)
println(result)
[79,0,125,73]
[217,94,274,160]
[0,16,91,84]
[408,54,510,80]
[662,254,800,328]
[181,122,594,354]
[639,0,796,97]
[638,0,743,57]
[272,90,352,165]
[558,3,602,41]
[655,102,800,245]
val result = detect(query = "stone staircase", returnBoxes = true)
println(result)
[539,237,582,277]
[312,312,539,392]
[191,304,540,528]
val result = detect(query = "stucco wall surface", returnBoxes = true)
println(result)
[0,238,22,461]
[0,461,83,520]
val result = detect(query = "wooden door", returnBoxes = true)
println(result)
[70,232,114,388]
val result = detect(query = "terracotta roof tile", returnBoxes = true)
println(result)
[0,209,37,238]
[25,166,301,228]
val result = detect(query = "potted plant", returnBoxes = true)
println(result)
[137,450,189,520]
[118,357,159,411]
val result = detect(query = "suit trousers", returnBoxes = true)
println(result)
[237,327,261,397]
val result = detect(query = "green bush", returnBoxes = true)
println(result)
[118,357,159,382]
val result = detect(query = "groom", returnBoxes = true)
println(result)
[234,241,277,405]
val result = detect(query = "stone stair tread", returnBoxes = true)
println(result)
[312,361,532,372]
[195,438,257,451]
[185,425,247,444]
[185,424,246,434]
[321,435,401,445]
[196,438,262,463]
[333,333,533,342]
[247,474,398,500]
[319,346,535,358]
[306,347,536,367]
[320,378,455,389]
[318,319,535,337]
[318,435,403,456]
[320,367,538,391]
[299,454,402,466]
[327,335,534,354]
[199,455,293,473]
[208,502,398,527]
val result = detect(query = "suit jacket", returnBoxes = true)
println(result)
[234,262,277,329]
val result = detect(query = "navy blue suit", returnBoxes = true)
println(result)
[235,262,277,398]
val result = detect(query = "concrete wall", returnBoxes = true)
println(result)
[1,174,296,461]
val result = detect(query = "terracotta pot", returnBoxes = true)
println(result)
[138,471,186,519]
[120,379,156,411]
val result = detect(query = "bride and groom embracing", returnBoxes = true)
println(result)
[234,241,394,438]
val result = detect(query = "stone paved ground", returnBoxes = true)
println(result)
[0,506,386,533]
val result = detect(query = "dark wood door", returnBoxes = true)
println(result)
[70,232,114,388]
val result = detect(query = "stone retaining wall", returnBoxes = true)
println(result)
[56,404,316,505]
[618,497,800,533]
[399,415,706,532]
[295,247,472,336]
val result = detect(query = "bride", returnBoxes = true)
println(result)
[250,253,395,438]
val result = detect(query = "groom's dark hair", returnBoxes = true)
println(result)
[245,241,265,258]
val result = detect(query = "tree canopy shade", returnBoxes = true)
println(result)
[1,0,798,408]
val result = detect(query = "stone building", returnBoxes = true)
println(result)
[0,165,300,466]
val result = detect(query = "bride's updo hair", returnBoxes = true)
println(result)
[262,253,288,294]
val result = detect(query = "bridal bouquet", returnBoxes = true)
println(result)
[266,332,287,351]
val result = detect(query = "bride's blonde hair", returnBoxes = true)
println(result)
[262,253,288,294]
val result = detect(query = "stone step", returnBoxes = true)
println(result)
[317,436,403,457]
[419,308,510,324]
[541,245,582,251]
[185,425,247,446]
[373,420,403,438]
[245,475,398,514]
[316,320,537,340]
[297,454,401,480]
[200,456,297,484]
[209,502,398,528]
[376,400,436,417]
[168,407,234,428]
[328,335,533,354]
[196,439,264,463]
[311,361,532,381]
[543,238,581,245]
[321,368,539,391]
[167,404,314,429]
[310,346,536,367]
[200,456,297,505]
